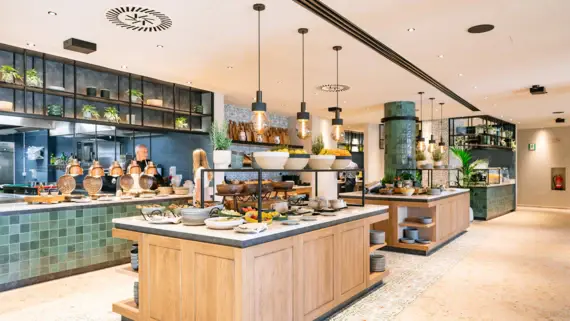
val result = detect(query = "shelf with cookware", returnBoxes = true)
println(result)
[0,43,214,133]
[449,115,516,151]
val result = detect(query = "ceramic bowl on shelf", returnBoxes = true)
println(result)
[253,152,289,169]
[331,156,352,170]
[216,184,244,195]
[271,181,294,190]
[181,207,214,226]
[173,187,190,195]
[400,187,415,196]
[308,155,335,170]
[427,188,441,195]
[146,99,163,107]
[284,153,310,170]
[418,216,433,224]
[399,237,415,244]
[403,227,419,240]
[416,238,431,244]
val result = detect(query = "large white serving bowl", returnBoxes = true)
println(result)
[331,156,352,169]
[284,154,310,170]
[253,152,289,169]
[308,155,335,170]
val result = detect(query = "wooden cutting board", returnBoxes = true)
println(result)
[24,195,65,204]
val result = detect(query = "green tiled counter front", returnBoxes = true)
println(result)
[470,183,516,220]
[0,198,189,291]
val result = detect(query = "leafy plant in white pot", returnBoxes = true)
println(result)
[416,149,427,169]
[432,149,444,168]
[210,121,232,169]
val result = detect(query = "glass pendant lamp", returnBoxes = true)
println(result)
[330,45,345,143]
[427,97,436,153]
[296,28,311,140]
[250,4,269,134]
[438,102,447,153]
[89,160,105,177]
[416,91,426,152]
[127,160,141,175]
[67,159,83,177]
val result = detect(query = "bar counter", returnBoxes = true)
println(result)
[469,182,516,220]
[0,195,191,291]
[111,205,390,321]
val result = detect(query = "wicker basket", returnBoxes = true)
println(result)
[173,187,190,195]
[157,186,173,195]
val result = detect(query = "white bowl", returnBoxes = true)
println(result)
[331,157,352,170]
[205,217,245,230]
[284,156,309,170]
[253,152,289,169]
[308,155,335,170]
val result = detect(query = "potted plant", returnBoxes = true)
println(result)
[414,170,423,187]
[450,147,487,188]
[175,116,188,129]
[381,170,395,188]
[103,106,120,123]
[432,149,444,168]
[401,172,414,187]
[82,104,100,120]
[210,121,232,169]
[416,149,427,169]
[26,69,42,87]
[126,89,143,103]
[0,65,21,83]
[308,134,335,169]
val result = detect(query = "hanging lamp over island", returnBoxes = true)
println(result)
[296,27,311,140]
[250,3,269,134]
[427,97,436,153]
[438,102,447,153]
[416,91,426,152]
[329,45,345,143]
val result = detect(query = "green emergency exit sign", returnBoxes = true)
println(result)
[528,143,536,151]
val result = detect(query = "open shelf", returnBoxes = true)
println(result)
[231,140,303,149]
[399,221,435,228]
[369,243,387,253]
[395,242,435,251]
[112,298,139,321]
[369,269,389,282]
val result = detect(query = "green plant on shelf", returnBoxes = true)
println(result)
[432,149,443,162]
[0,65,22,83]
[175,116,188,129]
[126,89,143,102]
[103,107,120,123]
[26,69,42,87]
[416,149,426,161]
[311,134,324,155]
[192,105,204,114]
[82,104,100,120]
[381,169,396,185]
[450,147,487,188]
[210,121,232,150]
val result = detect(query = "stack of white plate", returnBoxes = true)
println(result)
[134,281,139,307]
[370,230,386,244]
[370,251,386,272]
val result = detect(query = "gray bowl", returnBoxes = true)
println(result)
[428,188,441,195]
[403,227,419,240]
[416,238,431,244]
[418,216,433,224]
[399,237,415,244]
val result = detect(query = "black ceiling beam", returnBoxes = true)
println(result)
[293,0,480,112]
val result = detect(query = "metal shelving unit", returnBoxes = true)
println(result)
[448,115,515,150]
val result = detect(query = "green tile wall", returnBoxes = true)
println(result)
[470,185,515,220]
[384,101,416,174]
[0,201,178,288]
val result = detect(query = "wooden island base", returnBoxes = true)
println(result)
[112,208,389,321]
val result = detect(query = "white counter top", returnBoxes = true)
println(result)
[340,188,470,202]
[470,182,516,188]
[113,204,389,248]
[0,194,192,215]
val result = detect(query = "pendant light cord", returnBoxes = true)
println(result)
[302,32,305,102]
[336,49,339,107]
[257,9,261,92]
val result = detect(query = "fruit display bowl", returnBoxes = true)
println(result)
[216,184,244,194]
[308,155,335,170]
[284,153,310,170]
[253,152,289,169]
[331,156,352,170]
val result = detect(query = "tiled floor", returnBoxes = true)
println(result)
[0,208,569,321]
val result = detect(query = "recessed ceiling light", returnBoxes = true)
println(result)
[458,73,463,77]
[277,81,282,84]
[484,96,488,100]
[509,118,513,121]
[156,44,164,48]
[500,115,504,118]
[438,54,444,58]
[518,122,521,124]
[121,65,128,70]
[186,81,192,85]
[226,66,233,70]
[407,28,415,32]
[48,11,57,16]
[493,104,497,106]
[314,92,318,95]
[473,86,477,89]
[343,100,347,103]
[26,42,35,47]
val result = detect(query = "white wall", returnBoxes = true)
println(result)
[363,124,383,183]
[518,127,570,208]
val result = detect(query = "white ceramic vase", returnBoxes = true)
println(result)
[434,161,443,167]
[416,160,425,169]
[213,150,231,169]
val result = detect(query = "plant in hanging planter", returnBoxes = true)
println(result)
[82,104,100,120]
[126,89,143,103]
[432,148,444,167]
[103,107,120,123]
[26,69,42,87]
[0,65,22,84]
[210,121,232,169]
[416,149,427,169]
[175,116,188,129]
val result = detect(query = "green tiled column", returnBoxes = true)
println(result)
[383,101,416,173]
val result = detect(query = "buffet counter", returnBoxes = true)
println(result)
[340,189,470,255]
[111,205,389,321]
[469,182,516,220]
[0,195,192,291]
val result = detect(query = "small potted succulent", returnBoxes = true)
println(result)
[126,89,143,103]
[103,106,120,123]
[175,116,188,129]
[82,104,100,120]
[210,121,232,169]
[26,69,42,87]
[0,65,21,84]
[432,149,444,168]
[416,149,427,169]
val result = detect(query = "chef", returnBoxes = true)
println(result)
[134,144,151,171]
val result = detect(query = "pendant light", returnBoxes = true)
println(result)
[438,102,447,153]
[89,160,105,177]
[330,45,345,143]
[427,97,436,153]
[296,28,311,140]
[127,160,141,175]
[67,124,83,177]
[416,91,426,152]
[109,127,124,177]
[250,3,269,134]
[144,133,158,175]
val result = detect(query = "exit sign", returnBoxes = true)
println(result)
[528,143,536,151]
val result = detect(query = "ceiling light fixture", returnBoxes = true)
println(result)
[250,3,269,134]
[484,96,488,100]
[296,27,311,140]
[458,73,463,77]
[26,42,35,47]
[186,81,192,85]
[329,45,345,143]
[121,65,128,70]
[407,28,416,32]
[226,66,233,70]
[438,102,446,153]
[473,86,477,89]
[416,91,426,152]
[48,11,57,16]
[438,54,444,58]
[427,97,436,153]
[156,44,164,48]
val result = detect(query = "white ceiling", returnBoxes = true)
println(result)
[1,0,569,128]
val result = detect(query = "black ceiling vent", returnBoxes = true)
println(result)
[106,7,172,32]
[530,85,547,95]
[63,38,97,54]
[555,118,565,123]
[467,24,495,34]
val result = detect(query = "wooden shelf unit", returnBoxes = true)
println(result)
[112,298,139,321]
[369,243,387,253]
[399,221,435,228]
[369,269,389,282]
[396,241,435,251]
